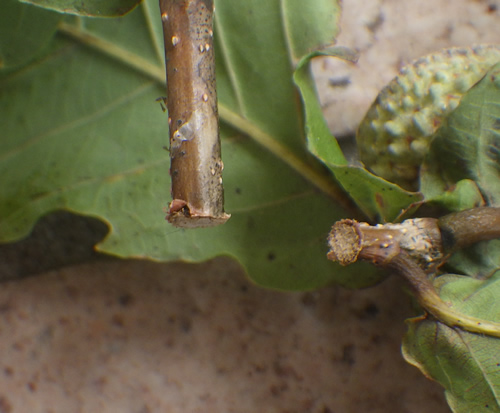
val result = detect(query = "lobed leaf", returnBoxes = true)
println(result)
[403,271,500,413]
[0,0,384,290]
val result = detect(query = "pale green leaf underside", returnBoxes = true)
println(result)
[281,0,341,64]
[403,271,500,413]
[0,0,62,69]
[20,0,142,17]
[0,0,384,290]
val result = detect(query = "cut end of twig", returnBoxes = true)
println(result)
[166,199,230,228]
[327,217,443,271]
[327,219,362,265]
[161,0,229,229]
[327,209,500,338]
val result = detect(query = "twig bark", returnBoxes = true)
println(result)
[438,207,500,252]
[327,207,500,338]
[159,0,230,228]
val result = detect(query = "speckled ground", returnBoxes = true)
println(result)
[0,258,449,413]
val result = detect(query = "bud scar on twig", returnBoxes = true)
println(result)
[328,207,500,338]
[160,0,230,228]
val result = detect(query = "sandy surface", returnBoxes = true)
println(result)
[0,258,449,413]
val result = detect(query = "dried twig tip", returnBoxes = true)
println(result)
[327,219,362,265]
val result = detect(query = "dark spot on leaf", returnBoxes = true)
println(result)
[240,284,248,293]
[246,216,255,229]
[487,3,497,12]
[235,187,241,194]
[267,252,276,261]
[375,192,385,209]
[486,138,500,165]
[493,118,500,130]
[30,191,49,201]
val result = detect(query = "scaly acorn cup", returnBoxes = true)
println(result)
[357,45,500,190]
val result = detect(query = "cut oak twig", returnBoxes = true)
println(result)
[160,0,230,228]
[59,20,360,220]
[327,207,500,338]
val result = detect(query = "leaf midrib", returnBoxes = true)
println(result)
[54,20,350,210]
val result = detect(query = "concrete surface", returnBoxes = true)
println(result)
[0,258,449,413]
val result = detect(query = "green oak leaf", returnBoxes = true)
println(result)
[403,271,500,413]
[0,0,384,290]
[0,0,62,69]
[293,49,423,222]
[280,0,341,64]
[19,0,142,17]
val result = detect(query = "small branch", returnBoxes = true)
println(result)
[59,21,360,217]
[160,0,230,228]
[327,210,500,338]
[438,207,500,252]
[328,217,444,273]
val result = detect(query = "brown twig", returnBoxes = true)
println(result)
[327,207,500,337]
[438,207,500,252]
[159,0,230,228]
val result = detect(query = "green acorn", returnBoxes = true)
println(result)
[357,45,500,190]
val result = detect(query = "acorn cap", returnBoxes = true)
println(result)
[356,45,500,190]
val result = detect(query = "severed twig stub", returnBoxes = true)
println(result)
[327,218,444,273]
[327,207,500,338]
[159,0,230,228]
